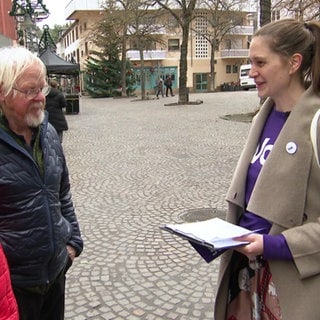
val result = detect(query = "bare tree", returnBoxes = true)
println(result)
[154,0,197,104]
[195,0,246,91]
[125,0,166,100]
[101,0,166,99]
[272,0,320,21]
[101,0,131,97]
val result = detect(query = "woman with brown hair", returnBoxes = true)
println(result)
[214,19,320,320]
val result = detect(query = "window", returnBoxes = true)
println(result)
[166,16,179,29]
[141,14,155,26]
[130,39,156,51]
[233,65,238,74]
[226,65,231,74]
[129,40,139,50]
[272,10,281,21]
[168,39,180,51]
[224,39,231,50]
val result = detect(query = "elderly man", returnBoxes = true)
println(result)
[0,46,83,320]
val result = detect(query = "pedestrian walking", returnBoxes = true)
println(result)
[156,78,164,99]
[212,19,320,320]
[0,46,83,320]
[165,75,174,97]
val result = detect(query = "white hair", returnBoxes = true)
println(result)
[0,46,47,97]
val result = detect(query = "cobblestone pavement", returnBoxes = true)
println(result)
[63,91,260,320]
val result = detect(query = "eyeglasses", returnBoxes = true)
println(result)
[12,85,51,100]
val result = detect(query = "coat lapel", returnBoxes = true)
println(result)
[226,99,273,209]
[227,88,320,228]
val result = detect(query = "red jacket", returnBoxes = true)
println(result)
[0,245,18,320]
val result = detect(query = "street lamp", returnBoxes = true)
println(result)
[10,0,49,21]
[9,0,49,51]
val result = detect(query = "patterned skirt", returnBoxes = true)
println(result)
[226,252,282,320]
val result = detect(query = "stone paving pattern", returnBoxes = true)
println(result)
[62,91,260,320]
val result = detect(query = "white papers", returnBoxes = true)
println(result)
[161,217,252,250]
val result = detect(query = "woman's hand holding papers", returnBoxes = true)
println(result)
[233,233,264,260]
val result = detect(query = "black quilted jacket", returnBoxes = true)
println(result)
[0,114,83,287]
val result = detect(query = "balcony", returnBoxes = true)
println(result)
[127,50,167,61]
[65,0,103,19]
[220,49,249,59]
[229,25,254,35]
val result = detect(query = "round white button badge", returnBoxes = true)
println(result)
[286,142,297,154]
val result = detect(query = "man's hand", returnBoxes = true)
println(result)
[66,245,76,261]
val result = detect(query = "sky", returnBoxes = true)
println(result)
[37,0,67,28]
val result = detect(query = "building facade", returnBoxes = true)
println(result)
[58,1,256,94]
[0,0,17,47]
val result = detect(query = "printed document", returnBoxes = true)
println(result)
[161,217,252,250]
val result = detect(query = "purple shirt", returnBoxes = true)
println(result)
[239,108,292,260]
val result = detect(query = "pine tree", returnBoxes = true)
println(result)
[84,11,135,98]
[85,50,120,98]
[85,51,135,98]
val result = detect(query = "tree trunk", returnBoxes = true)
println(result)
[121,28,127,97]
[260,0,271,27]
[121,37,127,97]
[154,0,196,104]
[209,42,216,91]
[139,47,146,100]
[178,25,189,104]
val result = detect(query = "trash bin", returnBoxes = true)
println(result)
[66,94,79,114]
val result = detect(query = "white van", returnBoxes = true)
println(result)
[239,64,256,90]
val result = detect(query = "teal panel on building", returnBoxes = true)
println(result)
[133,66,178,93]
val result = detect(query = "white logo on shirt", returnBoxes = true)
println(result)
[251,138,273,166]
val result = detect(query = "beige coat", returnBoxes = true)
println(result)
[214,88,320,320]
